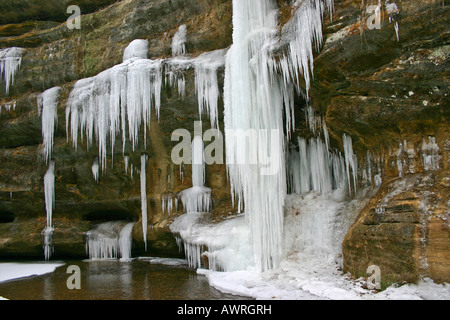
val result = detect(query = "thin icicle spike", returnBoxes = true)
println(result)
[0,47,24,94]
[343,134,358,194]
[38,87,61,164]
[140,154,148,251]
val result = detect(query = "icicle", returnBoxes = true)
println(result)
[171,25,187,57]
[124,155,130,175]
[38,87,61,164]
[92,157,100,183]
[140,154,148,250]
[194,49,227,129]
[281,0,333,97]
[165,57,191,99]
[0,47,24,94]
[43,161,55,260]
[386,1,400,42]
[288,135,347,195]
[343,134,358,194]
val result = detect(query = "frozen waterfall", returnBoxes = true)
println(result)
[85,221,136,261]
[223,0,289,272]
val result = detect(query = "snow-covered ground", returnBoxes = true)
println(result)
[172,190,450,300]
[0,262,65,283]
[199,262,450,300]
[0,262,65,300]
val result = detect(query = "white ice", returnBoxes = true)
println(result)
[43,161,56,261]
[0,47,24,94]
[85,221,136,261]
[140,154,148,250]
[171,25,187,57]
[123,39,149,62]
[37,86,61,164]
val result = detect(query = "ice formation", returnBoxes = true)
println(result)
[223,0,292,272]
[171,25,187,57]
[194,49,227,129]
[92,157,100,182]
[123,39,149,62]
[66,56,163,170]
[162,194,175,216]
[171,0,336,273]
[280,0,334,96]
[43,161,55,260]
[386,1,400,41]
[85,221,136,261]
[0,100,16,114]
[343,134,358,194]
[179,135,212,213]
[66,41,226,172]
[287,135,348,195]
[37,87,61,164]
[140,154,149,250]
[169,213,252,271]
[421,137,441,171]
[0,47,24,94]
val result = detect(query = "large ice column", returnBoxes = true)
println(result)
[43,161,55,260]
[224,0,288,272]
[140,154,149,251]
[37,87,61,164]
[0,47,24,94]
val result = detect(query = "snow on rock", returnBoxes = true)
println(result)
[123,39,149,62]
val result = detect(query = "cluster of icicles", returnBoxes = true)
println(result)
[33,23,220,260]
[33,0,344,265]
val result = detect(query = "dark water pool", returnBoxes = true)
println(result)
[0,260,251,300]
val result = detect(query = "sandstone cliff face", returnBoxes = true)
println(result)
[0,0,448,286]
[317,0,449,285]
